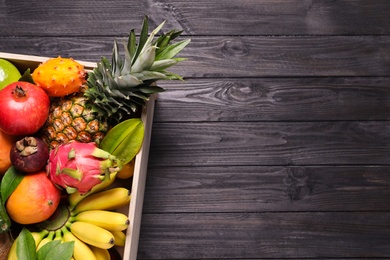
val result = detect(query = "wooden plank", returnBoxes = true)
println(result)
[0,0,389,36]
[148,121,390,166]
[143,166,390,213]
[0,36,388,77]
[155,77,390,122]
[137,212,390,258]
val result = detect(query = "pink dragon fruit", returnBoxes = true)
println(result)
[47,141,122,194]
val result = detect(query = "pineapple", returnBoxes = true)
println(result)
[42,91,109,149]
[40,16,190,149]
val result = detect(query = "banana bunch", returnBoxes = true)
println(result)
[8,182,131,260]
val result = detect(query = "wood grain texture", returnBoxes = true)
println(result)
[143,166,390,213]
[0,0,389,36]
[149,121,390,166]
[155,77,390,122]
[0,36,389,77]
[138,212,390,259]
[0,0,389,259]
[0,234,12,260]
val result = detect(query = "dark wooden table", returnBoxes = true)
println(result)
[1,1,390,259]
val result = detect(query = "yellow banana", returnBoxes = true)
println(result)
[71,210,129,231]
[68,172,117,210]
[62,227,97,260]
[90,245,111,260]
[70,221,115,249]
[7,229,48,260]
[72,187,131,215]
[36,231,55,251]
[7,236,17,260]
[31,229,49,248]
[111,230,126,247]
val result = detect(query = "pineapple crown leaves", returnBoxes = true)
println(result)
[85,16,191,124]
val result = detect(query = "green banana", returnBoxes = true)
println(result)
[62,227,97,260]
[71,210,129,231]
[111,230,126,247]
[68,172,118,210]
[53,229,63,242]
[70,222,115,250]
[72,187,131,215]
[90,245,111,260]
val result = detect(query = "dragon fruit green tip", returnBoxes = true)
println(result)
[47,140,123,195]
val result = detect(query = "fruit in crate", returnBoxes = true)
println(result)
[5,171,61,225]
[0,130,18,175]
[43,91,110,150]
[10,136,49,173]
[0,81,50,135]
[41,16,190,149]
[47,140,122,194]
[0,58,21,90]
[32,56,86,97]
[7,186,131,260]
[117,158,135,179]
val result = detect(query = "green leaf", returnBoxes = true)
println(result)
[128,29,136,60]
[150,59,178,71]
[37,240,74,260]
[112,40,122,77]
[132,71,169,81]
[0,197,11,233]
[138,85,165,94]
[133,16,149,65]
[131,45,157,73]
[122,40,132,75]
[37,240,61,259]
[1,166,24,202]
[155,39,191,61]
[19,68,35,84]
[100,118,145,164]
[16,228,37,260]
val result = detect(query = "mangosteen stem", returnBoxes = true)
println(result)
[24,136,37,146]
[20,146,38,156]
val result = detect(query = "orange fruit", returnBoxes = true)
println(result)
[0,129,18,175]
[117,158,135,179]
[6,171,61,224]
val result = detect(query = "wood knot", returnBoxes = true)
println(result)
[284,167,315,201]
[221,39,249,57]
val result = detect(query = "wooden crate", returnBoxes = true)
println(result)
[0,52,155,260]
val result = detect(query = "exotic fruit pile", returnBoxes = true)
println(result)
[0,16,190,260]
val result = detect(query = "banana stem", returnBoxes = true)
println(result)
[46,231,55,240]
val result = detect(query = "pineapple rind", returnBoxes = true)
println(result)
[42,94,109,149]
